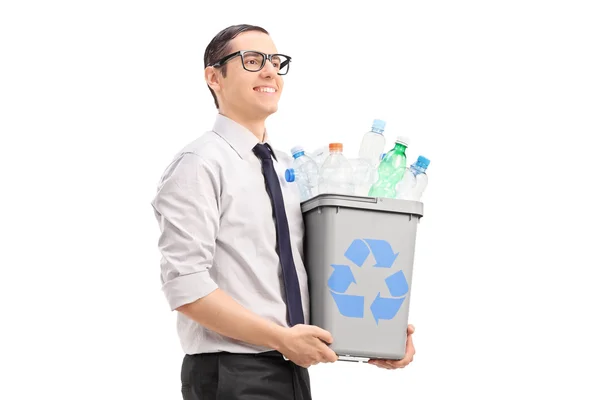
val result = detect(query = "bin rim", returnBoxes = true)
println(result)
[300,193,424,217]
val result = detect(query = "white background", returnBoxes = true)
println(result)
[1,0,599,399]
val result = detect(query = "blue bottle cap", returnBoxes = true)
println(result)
[285,168,296,182]
[372,119,386,134]
[416,156,430,169]
[290,146,305,158]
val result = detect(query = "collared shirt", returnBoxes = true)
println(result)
[151,113,309,355]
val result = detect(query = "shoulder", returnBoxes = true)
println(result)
[165,130,234,172]
[177,130,226,160]
[155,131,226,187]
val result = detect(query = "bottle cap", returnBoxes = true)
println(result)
[371,119,386,134]
[329,143,343,152]
[395,136,410,146]
[416,155,430,169]
[290,145,304,156]
[285,168,296,182]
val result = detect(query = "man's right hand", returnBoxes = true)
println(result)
[276,324,338,368]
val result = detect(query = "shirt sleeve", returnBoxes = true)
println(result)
[151,152,220,310]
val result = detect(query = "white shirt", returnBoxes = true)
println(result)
[151,113,310,355]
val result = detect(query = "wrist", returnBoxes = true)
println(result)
[268,324,289,352]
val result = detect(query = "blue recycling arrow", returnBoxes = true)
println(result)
[370,292,405,324]
[364,239,399,268]
[330,291,364,318]
[327,264,356,293]
[344,239,370,267]
[385,270,409,297]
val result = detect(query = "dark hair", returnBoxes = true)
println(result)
[203,24,269,109]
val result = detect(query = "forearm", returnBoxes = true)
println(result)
[176,288,288,351]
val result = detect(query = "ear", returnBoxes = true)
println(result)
[205,66,221,92]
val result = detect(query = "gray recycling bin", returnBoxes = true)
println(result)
[301,194,424,362]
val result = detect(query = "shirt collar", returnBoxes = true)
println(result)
[212,113,278,162]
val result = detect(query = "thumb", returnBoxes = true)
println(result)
[407,324,415,335]
[311,326,333,344]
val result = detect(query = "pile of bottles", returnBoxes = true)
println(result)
[285,119,430,202]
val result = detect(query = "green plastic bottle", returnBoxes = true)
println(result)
[368,136,410,198]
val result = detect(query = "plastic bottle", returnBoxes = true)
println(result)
[396,156,430,201]
[358,119,387,167]
[308,145,329,168]
[318,143,355,196]
[368,136,410,198]
[349,158,377,196]
[348,150,387,196]
[369,152,387,189]
[284,146,320,201]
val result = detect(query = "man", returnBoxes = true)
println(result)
[151,24,416,400]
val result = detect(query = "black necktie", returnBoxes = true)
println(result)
[252,143,305,326]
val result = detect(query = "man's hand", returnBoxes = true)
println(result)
[368,324,416,370]
[276,324,339,368]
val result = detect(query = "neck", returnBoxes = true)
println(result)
[219,108,267,142]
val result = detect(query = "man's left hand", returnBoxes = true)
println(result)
[367,324,416,370]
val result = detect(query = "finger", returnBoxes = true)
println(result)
[373,361,393,370]
[391,359,406,368]
[405,332,415,357]
[390,338,416,368]
[407,324,415,335]
[311,326,334,344]
[325,351,338,363]
[318,342,338,362]
[374,359,399,369]
[389,352,415,369]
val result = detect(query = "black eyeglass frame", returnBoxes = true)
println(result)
[209,50,292,75]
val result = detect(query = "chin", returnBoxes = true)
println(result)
[258,104,279,116]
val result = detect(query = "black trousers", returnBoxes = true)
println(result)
[181,350,312,400]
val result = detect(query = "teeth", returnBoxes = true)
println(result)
[256,87,276,93]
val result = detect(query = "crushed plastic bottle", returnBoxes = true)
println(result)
[284,146,320,201]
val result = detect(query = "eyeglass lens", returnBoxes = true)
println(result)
[242,51,290,74]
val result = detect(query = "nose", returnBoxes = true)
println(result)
[260,57,278,78]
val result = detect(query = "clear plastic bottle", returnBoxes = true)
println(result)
[349,158,377,196]
[368,136,410,198]
[358,119,387,167]
[396,156,430,201]
[318,143,355,196]
[308,145,329,168]
[284,146,320,201]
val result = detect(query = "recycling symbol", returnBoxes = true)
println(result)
[327,239,409,325]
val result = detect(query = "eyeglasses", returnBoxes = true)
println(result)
[210,50,291,75]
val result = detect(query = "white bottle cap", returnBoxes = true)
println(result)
[290,145,304,156]
[395,136,410,146]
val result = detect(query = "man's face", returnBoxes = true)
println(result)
[211,31,285,119]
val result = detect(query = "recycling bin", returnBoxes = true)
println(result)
[301,193,424,362]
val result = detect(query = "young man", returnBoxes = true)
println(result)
[151,24,416,400]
